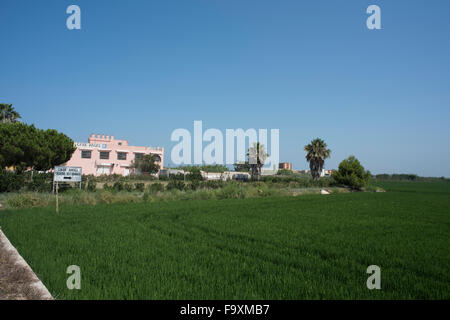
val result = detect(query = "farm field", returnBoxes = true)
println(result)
[0,181,449,299]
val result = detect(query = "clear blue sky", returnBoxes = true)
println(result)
[1,0,449,176]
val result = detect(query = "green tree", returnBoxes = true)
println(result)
[0,122,75,174]
[0,103,21,123]
[332,156,371,190]
[132,154,160,175]
[247,142,268,181]
[186,167,203,181]
[304,138,331,181]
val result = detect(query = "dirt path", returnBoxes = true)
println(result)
[0,229,53,300]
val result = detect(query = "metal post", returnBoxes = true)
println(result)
[56,182,59,213]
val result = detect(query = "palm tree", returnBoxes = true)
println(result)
[247,142,268,181]
[304,138,331,181]
[0,104,21,123]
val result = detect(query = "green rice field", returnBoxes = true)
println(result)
[0,181,449,299]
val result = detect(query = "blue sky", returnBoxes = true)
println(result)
[1,0,449,176]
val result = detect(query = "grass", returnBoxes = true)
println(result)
[0,181,339,210]
[0,181,449,299]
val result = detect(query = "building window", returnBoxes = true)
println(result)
[99,151,110,160]
[118,142,122,146]
[117,152,127,160]
[81,150,92,159]
[135,153,143,160]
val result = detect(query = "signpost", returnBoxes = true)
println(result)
[53,166,82,212]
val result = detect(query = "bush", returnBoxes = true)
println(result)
[113,181,124,192]
[216,182,244,199]
[99,190,115,204]
[142,192,152,202]
[374,173,423,181]
[0,169,25,192]
[148,182,164,194]
[169,173,185,181]
[134,183,145,192]
[202,180,225,189]
[56,183,73,193]
[25,172,53,192]
[87,180,97,192]
[277,169,293,176]
[332,156,370,190]
[158,174,168,181]
[166,180,185,191]
[186,167,203,182]
[5,192,52,208]
[187,180,200,191]
[123,183,133,192]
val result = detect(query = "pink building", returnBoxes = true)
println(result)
[64,134,164,176]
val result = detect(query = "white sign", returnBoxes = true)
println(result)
[74,142,107,149]
[54,166,82,182]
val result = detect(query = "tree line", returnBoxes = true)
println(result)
[1,103,372,190]
[0,104,76,176]
[233,138,370,189]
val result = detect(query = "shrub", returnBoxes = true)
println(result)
[332,156,370,190]
[186,168,203,182]
[113,181,124,191]
[148,182,164,194]
[277,169,293,176]
[169,173,185,181]
[5,193,52,208]
[134,183,145,192]
[216,182,243,199]
[124,183,133,192]
[374,173,424,181]
[25,172,53,192]
[99,191,115,204]
[87,180,97,192]
[189,189,216,200]
[158,174,169,181]
[56,182,72,193]
[166,180,185,191]
[142,192,152,202]
[202,180,225,189]
[187,180,201,191]
[0,169,24,192]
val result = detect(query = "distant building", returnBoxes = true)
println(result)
[159,169,185,178]
[279,162,293,170]
[64,134,164,176]
[320,169,335,177]
[200,171,251,181]
[159,169,251,182]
